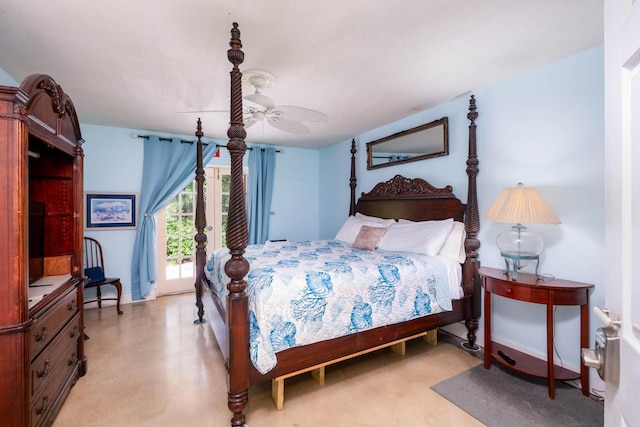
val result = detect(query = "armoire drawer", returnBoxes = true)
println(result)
[30,350,78,427]
[30,312,81,398]
[31,324,79,427]
[30,287,78,360]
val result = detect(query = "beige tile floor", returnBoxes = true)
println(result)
[55,293,484,427]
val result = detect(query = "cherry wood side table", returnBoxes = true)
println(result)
[479,266,594,399]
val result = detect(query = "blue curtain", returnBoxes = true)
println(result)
[247,147,276,244]
[131,136,216,300]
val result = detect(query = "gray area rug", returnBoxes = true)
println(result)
[431,363,604,427]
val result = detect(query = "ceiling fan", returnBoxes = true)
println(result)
[239,70,328,134]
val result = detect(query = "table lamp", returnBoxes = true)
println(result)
[483,183,561,280]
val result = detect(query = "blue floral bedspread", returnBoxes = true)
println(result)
[204,239,452,374]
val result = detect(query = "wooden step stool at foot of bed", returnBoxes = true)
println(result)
[270,329,438,410]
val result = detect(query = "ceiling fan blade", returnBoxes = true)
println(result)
[267,117,309,134]
[273,105,328,122]
[244,92,276,110]
[245,116,260,129]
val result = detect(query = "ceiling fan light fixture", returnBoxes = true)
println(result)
[242,70,276,90]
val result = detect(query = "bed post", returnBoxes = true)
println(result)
[463,95,481,350]
[349,138,357,216]
[225,23,251,427]
[194,118,206,324]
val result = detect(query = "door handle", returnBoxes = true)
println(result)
[593,306,621,328]
[581,306,620,386]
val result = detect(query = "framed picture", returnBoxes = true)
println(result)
[85,192,138,230]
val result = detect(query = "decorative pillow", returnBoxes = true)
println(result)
[352,225,388,251]
[84,266,105,284]
[377,218,454,255]
[335,216,391,244]
[355,212,396,226]
[437,221,467,263]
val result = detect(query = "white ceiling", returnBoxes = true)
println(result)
[0,1,603,149]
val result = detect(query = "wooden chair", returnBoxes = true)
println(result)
[83,237,123,314]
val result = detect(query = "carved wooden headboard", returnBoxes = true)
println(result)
[355,175,466,223]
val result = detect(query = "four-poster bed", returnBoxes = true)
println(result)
[194,23,481,427]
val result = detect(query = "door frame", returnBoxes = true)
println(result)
[604,0,640,425]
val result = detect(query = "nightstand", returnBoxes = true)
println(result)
[479,266,594,399]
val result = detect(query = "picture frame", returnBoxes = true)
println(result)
[85,192,138,230]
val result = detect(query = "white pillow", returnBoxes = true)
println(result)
[377,218,454,255]
[335,216,392,244]
[437,221,467,263]
[355,212,396,226]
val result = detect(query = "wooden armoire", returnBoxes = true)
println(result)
[0,74,87,426]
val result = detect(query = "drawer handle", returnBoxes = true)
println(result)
[505,288,512,294]
[35,395,49,415]
[67,302,75,311]
[69,325,79,339]
[68,352,77,366]
[36,359,51,378]
[35,326,48,342]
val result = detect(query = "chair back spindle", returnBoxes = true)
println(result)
[82,237,123,315]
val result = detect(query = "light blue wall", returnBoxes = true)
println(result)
[1,44,605,381]
[319,45,605,378]
[79,124,320,301]
[319,94,472,239]
[0,64,321,302]
[269,146,320,241]
[475,46,605,376]
[0,68,19,86]
[81,125,144,302]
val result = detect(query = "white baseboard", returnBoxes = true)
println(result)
[83,288,155,310]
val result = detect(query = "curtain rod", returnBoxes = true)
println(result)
[131,133,283,152]
[215,143,283,153]
[132,133,206,145]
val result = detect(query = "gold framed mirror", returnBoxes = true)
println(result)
[366,117,449,169]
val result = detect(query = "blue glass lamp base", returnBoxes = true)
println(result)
[501,252,539,281]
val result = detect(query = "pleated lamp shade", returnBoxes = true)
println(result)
[483,183,560,279]
[483,183,561,224]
